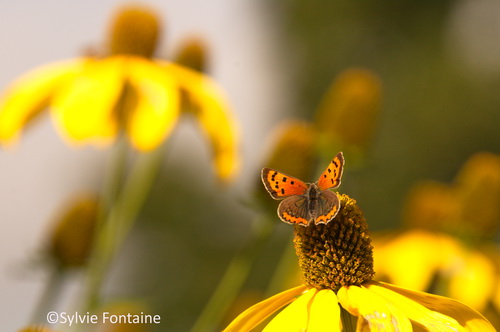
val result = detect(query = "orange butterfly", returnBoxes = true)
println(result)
[261,152,344,226]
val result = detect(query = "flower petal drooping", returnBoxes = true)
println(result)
[164,62,239,181]
[125,58,180,150]
[224,285,307,332]
[0,60,84,144]
[338,284,412,331]
[377,282,496,331]
[52,57,125,145]
[367,282,464,331]
[307,289,341,332]
[264,288,316,332]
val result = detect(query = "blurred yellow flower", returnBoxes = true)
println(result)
[225,195,493,331]
[18,326,54,332]
[314,68,382,158]
[374,152,500,315]
[454,152,500,235]
[261,120,317,183]
[0,5,238,181]
[373,230,496,313]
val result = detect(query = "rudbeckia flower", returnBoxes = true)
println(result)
[374,152,500,314]
[0,5,238,180]
[224,195,494,331]
[18,326,54,332]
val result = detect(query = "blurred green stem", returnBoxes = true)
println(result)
[84,142,164,311]
[264,234,296,296]
[190,215,275,332]
[30,266,64,324]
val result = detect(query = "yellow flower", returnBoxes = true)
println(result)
[18,326,54,332]
[373,230,496,313]
[374,152,500,314]
[373,230,463,292]
[314,68,382,158]
[224,195,494,331]
[261,120,317,183]
[225,281,492,332]
[454,152,500,235]
[0,6,238,181]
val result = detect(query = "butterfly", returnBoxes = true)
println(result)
[261,152,344,226]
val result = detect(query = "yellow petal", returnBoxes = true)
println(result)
[162,62,239,182]
[52,57,125,146]
[223,285,307,332]
[307,289,341,332]
[377,282,495,331]
[337,285,412,332]
[374,230,462,291]
[0,59,83,144]
[264,288,316,332]
[448,250,495,313]
[125,58,180,150]
[368,283,463,331]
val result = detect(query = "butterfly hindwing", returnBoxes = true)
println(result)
[261,168,308,199]
[278,195,309,226]
[317,152,345,191]
[313,190,340,225]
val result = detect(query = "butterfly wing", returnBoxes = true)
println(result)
[313,190,340,225]
[317,152,345,191]
[278,195,309,226]
[261,168,308,200]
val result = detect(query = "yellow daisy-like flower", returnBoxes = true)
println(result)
[0,6,238,180]
[224,195,494,331]
[18,326,54,332]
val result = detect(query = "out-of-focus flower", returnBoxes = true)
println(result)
[173,37,208,73]
[374,152,500,314]
[402,180,458,231]
[224,195,493,331]
[0,5,238,181]
[48,195,99,268]
[96,301,150,332]
[18,326,54,332]
[454,152,500,236]
[256,120,317,211]
[261,120,317,182]
[374,230,463,292]
[314,68,382,158]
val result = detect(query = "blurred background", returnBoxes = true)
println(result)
[1,0,499,331]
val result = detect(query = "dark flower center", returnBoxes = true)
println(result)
[294,194,375,291]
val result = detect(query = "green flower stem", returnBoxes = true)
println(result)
[264,233,296,296]
[84,143,164,311]
[190,215,275,332]
[30,266,65,324]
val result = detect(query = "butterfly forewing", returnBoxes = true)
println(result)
[261,168,308,199]
[317,152,345,191]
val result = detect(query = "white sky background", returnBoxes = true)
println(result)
[0,0,292,329]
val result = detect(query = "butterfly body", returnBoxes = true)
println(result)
[261,152,345,226]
